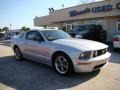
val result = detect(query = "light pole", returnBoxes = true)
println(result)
[9,24,12,30]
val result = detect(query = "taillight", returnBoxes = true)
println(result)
[113,37,120,41]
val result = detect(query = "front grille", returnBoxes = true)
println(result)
[93,48,107,57]
[94,63,106,69]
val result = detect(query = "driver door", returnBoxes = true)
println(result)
[24,31,51,63]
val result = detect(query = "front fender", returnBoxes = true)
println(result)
[52,44,81,60]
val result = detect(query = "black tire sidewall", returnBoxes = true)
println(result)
[14,47,23,60]
[53,53,74,75]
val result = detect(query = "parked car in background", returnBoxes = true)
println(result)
[113,34,120,50]
[0,33,5,40]
[68,25,90,38]
[11,29,111,75]
[68,24,107,42]
[5,29,21,39]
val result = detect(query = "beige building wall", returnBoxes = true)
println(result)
[34,0,120,41]
[34,0,120,26]
[104,17,117,41]
[49,0,119,22]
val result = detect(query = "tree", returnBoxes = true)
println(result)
[3,27,9,32]
[21,26,30,31]
[0,28,2,32]
[83,24,107,42]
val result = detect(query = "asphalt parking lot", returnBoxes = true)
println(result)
[0,41,120,90]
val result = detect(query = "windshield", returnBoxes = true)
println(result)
[41,30,71,41]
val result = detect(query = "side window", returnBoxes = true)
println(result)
[19,32,25,39]
[26,31,44,41]
[26,31,33,40]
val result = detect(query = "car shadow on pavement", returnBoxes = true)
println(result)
[107,43,120,64]
[110,50,120,64]
[0,55,100,90]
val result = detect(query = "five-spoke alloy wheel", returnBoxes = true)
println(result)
[53,53,74,75]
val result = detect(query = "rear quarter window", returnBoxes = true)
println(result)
[19,32,25,39]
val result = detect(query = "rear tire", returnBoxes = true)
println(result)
[113,47,118,51]
[14,47,23,60]
[53,53,74,76]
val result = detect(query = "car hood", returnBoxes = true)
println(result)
[52,38,108,51]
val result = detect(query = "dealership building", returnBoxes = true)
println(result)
[34,0,120,41]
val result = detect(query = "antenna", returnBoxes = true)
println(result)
[62,4,64,8]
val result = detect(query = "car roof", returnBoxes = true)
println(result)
[29,29,58,32]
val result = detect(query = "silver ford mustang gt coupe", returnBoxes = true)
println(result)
[11,29,111,75]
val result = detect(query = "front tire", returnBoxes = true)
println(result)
[14,47,23,60]
[53,53,74,75]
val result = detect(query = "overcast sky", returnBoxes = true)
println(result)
[0,0,103,29]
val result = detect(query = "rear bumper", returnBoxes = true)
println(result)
[113,42,120,48]
[73,52,111,72]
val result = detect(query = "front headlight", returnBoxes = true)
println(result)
[79,51,91,59]
[79,52,85,59]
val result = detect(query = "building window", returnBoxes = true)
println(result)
[117,17,120,33]
[117,22,120,32]
[72,21,81,30]
[84,19,104,26]
[62,22,72,31]
[66,24,72,31]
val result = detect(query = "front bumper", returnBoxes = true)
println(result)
[73,52,111,73]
